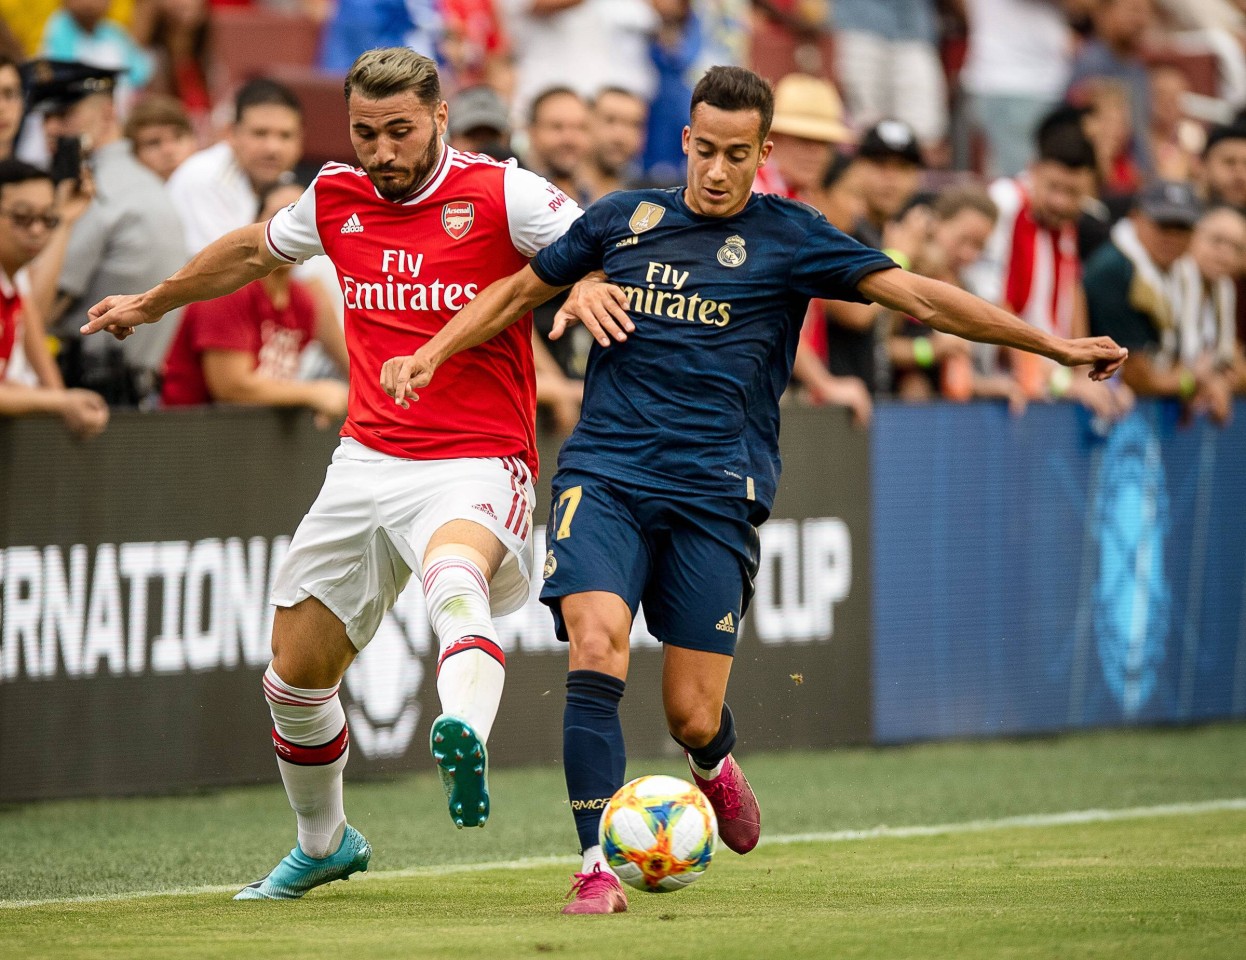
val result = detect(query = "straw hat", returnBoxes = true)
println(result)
[769,74,853,144]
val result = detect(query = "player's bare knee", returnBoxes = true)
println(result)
[269,603,354,689]
[665,707,718,749]
[568,627,628,675]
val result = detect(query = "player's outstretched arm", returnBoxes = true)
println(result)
[381,264,566,408]
[80,223,284,341]
[858,268,1128,381]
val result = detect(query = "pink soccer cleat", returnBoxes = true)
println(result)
[561,864,628,915]
[688,754,761,854]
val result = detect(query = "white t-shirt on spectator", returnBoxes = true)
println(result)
[167,141,258,254]
[500,0,657,125]
[960,0,1072,99]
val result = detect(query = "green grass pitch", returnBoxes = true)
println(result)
[2,724,1244,959]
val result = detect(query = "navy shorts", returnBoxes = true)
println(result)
[539,470,763,655]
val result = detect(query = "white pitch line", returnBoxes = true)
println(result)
[4,797,1243,911]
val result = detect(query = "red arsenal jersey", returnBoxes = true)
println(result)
[0,268,22,381]
[264,145,581,475]
[161,279,318,407]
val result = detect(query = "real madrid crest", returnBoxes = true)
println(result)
[717,235,747,268]
[543,549,558,578]
[628,201,665,235]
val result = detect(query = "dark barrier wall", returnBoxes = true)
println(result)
[872,400,1246,742]
[0,406,872,801]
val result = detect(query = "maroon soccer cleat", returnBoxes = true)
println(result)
[688,754,761,854]
[561,864,628,915]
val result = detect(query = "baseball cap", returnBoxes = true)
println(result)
[22,59,121,114]
[449,85,510,137]
[769,74,852,144]
[1135,180,1202,228]
[857,119,923,167]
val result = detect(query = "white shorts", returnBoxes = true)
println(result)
[270,438,536,649]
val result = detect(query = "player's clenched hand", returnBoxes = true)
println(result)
[552,277,633,346]
[1056,337,1128,380]
[80,293,160,341]
[381,350,436,409]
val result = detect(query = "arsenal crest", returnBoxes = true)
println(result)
[442,201,474,240]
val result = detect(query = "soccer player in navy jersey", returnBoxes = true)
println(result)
[382,66,1127,915]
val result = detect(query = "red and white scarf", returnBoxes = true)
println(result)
[997,180,1081,339]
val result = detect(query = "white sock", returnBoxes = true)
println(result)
[423,556,506,742]
[581,844,611,874]
[263,663,349,859]
[691,756,725,780]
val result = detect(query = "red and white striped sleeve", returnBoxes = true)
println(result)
[265,173,324,265]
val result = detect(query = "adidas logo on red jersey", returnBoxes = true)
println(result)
[472,503,497,520]
[340,213,364,234]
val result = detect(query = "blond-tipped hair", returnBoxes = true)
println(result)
[343,47,441,106]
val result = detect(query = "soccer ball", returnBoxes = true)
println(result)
[598,775,717,892]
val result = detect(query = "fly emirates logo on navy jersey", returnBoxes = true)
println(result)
[340,248,481,312]
[618,251,744,328]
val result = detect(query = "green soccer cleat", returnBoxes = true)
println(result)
[233,825,371,900]
[431,714,490,828]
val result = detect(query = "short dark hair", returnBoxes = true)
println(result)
[821,150,854,191]
[529,86,582,126]
[690,66,774,142]
[1035,114,1096,172]
[591,86,644,110]
[256,179,304,221]
[234,78,302,125]
[1203,123,1246,159]
[0,158,53,201]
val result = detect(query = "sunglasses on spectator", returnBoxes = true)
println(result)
[0,208,61,230]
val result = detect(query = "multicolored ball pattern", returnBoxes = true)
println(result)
[598,775,717,892]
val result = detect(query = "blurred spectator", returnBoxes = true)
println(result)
[0,53,21,160]
[0,158,108,437]
[501,0,657,127]
[832,0,947,152]
[1174,205,1246,395]
[1067,0,1155,178]
[1085,181,1232,422]
[961,0,1074,178]
[644,0,699,184]
[888,187,1029,409]
[693,0,748,70]
[853,120,924,251]
[167,78,302,253]
[124,93,195,180]
[318,0,441,73]
[581,87,647,202]
[22,59,187,405]
[160,181,349,418]
[1149,63,1204,182]
[796,120,925,400]
[131,0,212,125]
[1201,123,1246,209]
[791,151,874,423]
[752,73,850,199]
[40,0,155,99]
[442,0,512,92]
[808,150,866,232]
[522,86,591,204]
[447,84,514,158]
[1080,78,1142,198]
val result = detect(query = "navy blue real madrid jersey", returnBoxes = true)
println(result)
[530,187,896,510]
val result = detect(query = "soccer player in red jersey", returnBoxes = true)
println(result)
[81,48,583,900]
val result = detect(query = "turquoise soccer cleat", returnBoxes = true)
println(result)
[234,825,371,900]
[430,714,490,828]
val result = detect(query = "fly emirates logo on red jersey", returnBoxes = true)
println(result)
[341,248,480,313]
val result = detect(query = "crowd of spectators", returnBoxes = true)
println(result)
[2,0,1246,441]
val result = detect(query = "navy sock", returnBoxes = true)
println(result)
[563,669,627,853]
[674,702,736,770]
